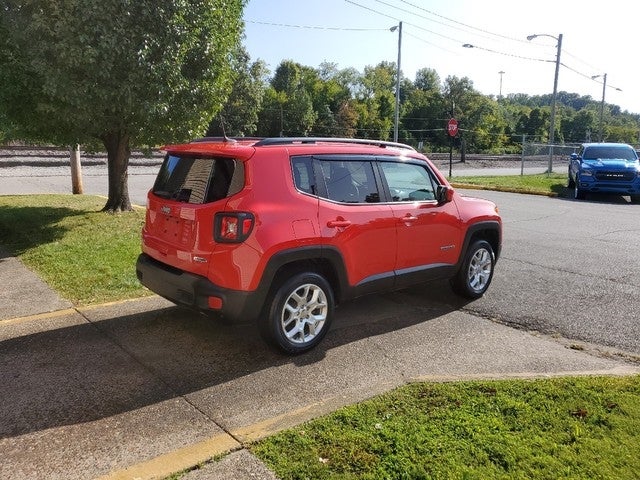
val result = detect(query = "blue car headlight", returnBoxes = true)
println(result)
[579,168,593,177]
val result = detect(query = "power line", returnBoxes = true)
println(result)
[461,44,551,63]
[250,0,618,99]
[396,0,529,43]
[246,20,388,32]
[348,0,611,84]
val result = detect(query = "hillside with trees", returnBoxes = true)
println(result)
[210,54,640,153]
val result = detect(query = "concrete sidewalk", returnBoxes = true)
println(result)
[1,248,638,480]
[0,246,72,318]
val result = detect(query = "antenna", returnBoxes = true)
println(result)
[219,115,237,143]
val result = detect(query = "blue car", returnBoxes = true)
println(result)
[568,142,640,203]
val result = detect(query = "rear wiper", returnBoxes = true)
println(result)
[154,190,172,199]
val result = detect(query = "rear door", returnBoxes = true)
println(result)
[315,156,396,289]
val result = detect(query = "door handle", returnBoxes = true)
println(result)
[401,214,418,223]
[327,219,352,228]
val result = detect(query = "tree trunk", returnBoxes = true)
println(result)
[101,131,133,212]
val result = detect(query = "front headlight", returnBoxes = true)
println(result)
[579,168,593,177]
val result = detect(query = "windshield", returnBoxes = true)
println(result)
[152,155,244,204]
[583,146,638,161]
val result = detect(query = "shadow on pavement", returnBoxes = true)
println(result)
[0,282,468,439]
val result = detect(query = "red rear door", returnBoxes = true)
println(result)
[316,159,396,287]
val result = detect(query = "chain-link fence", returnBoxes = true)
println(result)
[520,142,581,175]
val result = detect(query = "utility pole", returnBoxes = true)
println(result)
[391,21,402,142]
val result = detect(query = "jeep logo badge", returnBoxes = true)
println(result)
[161,206,171,215]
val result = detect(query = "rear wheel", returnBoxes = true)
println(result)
[262,272,334,354]
[452,240,495,299]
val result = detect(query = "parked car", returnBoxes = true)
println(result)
[136,137,502,353]
[568,142,640,202]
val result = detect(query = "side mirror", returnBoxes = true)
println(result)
[436,185,454,205]
[570,153,579,161]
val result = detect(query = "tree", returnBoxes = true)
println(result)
[0,0,245,212]
[354,62,397,140]
[207,46,268,137]
[258,61,316,136]
[414,68,441,92]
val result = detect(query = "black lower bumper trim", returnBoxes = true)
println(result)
[136,253,261,323]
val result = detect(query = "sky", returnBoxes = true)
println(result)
[242,0,640,115]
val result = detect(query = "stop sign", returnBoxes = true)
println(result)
[447,118,458,137]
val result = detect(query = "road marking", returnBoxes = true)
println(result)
[95,433,240,480]
[0,308,77,326]
[0,295,158,326]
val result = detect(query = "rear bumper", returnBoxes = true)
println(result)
[136,253,260,323]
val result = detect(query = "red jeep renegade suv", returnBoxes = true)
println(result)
[136,137,502,353]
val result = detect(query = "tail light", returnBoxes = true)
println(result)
[214,212,255,243]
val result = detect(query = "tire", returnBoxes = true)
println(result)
[452,240,495,299]
[262,272,334,354]
[574,182,586,200]
[631,195,640,204]
[567,169,575,189]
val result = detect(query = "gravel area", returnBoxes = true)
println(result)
[0,148,163,177]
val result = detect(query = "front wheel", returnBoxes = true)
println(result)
[574,182,586,200]
[630,195,640,204]
[262,272,335,354]
[452,240,495,299]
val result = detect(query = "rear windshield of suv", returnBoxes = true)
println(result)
[152,155,244,204]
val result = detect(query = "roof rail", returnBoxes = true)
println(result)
[253,137,416,151]
[189,136,263,144]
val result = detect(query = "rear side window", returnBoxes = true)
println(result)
[320,160,379,203]
[152,155,244,204]
[291,157,380,203]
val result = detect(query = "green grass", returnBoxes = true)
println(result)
[251,375,640,480]
[0,194,151,305]
[451,173,568,196]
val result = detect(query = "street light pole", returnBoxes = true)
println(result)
[590,73,622,142]
[390,22,402,142]
[527,33,562,174]
[498,71,505,99]
[592,73,607,142]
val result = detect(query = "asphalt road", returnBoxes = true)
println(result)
[460,189,640,357]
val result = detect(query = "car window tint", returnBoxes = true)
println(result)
[583,147,637,161]
[380,162,437,202]
[319,160,379,203]
[291,157,315,194]
[153,155,243,204]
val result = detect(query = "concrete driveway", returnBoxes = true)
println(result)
[1,285,637,479]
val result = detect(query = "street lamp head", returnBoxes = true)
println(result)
[390,25,398,32]
[462,43,474,48]
[527,33,561,43]
[591,74,602,80]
